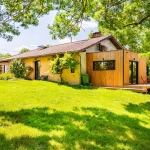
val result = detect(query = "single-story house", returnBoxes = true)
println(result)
[0,32,147,87]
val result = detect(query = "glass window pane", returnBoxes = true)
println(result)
[93,60,115,70]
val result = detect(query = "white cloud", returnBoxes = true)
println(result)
[82,21,97,29]
[58,38,76,44]
[15,44,37,52]
[30,44,38,49]
[15,45,30,51]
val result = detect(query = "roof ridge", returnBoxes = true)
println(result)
[0,48,40,61]
[0,34,123,62]
[48,39,89,47]
[40,35,108,50]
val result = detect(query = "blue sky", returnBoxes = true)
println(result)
[0,11,98,55]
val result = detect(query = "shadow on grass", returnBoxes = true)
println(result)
[0,134,50,150]
[57,82,96,90]
[0,106,150,149]
[41,80,97,90]
[124,101,150,114]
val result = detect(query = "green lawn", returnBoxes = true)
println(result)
[0,80,150,150]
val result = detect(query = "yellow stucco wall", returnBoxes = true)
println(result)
[21,54,80,85]
[79,52,86,74]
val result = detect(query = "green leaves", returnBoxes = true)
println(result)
[0,0,53,41]
[49,0,150,52]
[10,59,26,78]
[49,53,79,74]
[19,47,30,54]
[0,53,11,59]
[49,55,63,74]
[10,59,33,78]
[0,0,149,52]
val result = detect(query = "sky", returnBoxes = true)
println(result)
[0,11,98,55]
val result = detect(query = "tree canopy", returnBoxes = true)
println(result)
[49,0,150,52]
[0,0,150,52]
[19,47,30,54]
[0,0,54,41]
[0,52,11,59]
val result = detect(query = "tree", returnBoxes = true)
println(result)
[49,53,79,83]
[19,47,30,54]
[0,0,53,41]
[48,0,150,53]
[0,52,11,59]
[1,1,149,52]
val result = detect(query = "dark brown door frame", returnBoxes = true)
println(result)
[129,61,138,84]
[35,61,40,80]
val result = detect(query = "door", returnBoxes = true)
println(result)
[35,61,40,79]
[4,65,8,73]
[129,61,138,84]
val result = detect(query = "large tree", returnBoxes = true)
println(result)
[0,0,54,41]
[0,0,150,52]
[49,0,150,52]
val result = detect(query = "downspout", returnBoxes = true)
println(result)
[122,49,124,87]
[78,52,82,85]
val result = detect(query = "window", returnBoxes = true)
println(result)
[71,68,75,73]
[97,44,107,51]
[93,60,115,70]
[0,65,2,73]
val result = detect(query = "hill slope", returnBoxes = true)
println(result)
[0,80,150,150]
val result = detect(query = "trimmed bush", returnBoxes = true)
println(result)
[0,73,15,80]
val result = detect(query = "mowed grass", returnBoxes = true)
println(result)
[0,80,150,150]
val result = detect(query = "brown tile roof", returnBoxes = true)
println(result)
[0,35,123,62]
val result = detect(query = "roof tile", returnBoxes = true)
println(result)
[0,35,123,62]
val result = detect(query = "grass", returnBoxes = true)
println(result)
[0,80,150,150]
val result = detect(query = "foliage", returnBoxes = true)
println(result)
[88,31,93,39]
[10,59,33,78]
[49,0,150,52]
[24,65,33,79]
[0,80,150,149]
[49,53,79,83]
[0,53,12,59]
[46,44,51,47]
[49,53,79,74]
[62,53,79,70]
[140,52,150,65]
[0,0,53,41]
[49,55,63,74]
[19,48,30,54]
[1,1,149,52]
[10,59,26,78]
[0,73,14,80]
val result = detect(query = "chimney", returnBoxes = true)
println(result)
[91,32,102,38]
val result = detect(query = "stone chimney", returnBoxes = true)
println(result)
[91,32,102,38]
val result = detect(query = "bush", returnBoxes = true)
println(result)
[10,59,26,78]
[10,59,33,79]
[0,73,15,80]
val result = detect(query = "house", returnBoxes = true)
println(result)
[0,32,147,87]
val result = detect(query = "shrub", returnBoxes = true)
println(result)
[49,55,63,74]
[10,59,33,79]
[0,73,15,80]
[49,53,79,83]
[24,65,33,79]
[10,59,26,78]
